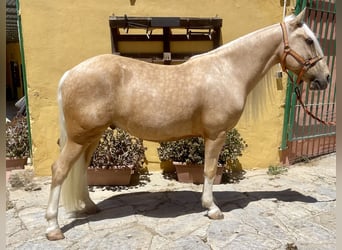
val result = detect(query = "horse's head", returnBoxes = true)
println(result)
[280,9,330,90]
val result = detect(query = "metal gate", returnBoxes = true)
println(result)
[280,0,336,164]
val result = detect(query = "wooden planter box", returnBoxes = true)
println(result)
[87,168,133,186]
[6,158,27,171]
[173,162,223,184]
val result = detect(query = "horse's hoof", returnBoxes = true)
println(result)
[46,228,65,241]
[207,209,224,220]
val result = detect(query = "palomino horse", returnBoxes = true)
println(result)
[46,9,330,240]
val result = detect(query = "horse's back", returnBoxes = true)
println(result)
[58,54,207,141]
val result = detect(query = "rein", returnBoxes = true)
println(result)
[279,22,335,126]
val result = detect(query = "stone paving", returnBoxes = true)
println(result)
[6,154,336,249]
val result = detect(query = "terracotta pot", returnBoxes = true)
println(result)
[87,168,133,186]
[173,162,223,184]
[6,158,27,171]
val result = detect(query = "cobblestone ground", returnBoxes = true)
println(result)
[6,154,336,250]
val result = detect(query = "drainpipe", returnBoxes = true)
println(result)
[16,0,33,160]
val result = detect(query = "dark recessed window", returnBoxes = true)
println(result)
[109,15,222,64]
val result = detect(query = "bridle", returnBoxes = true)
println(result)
[279,22,323,84]
[279,22,335,126]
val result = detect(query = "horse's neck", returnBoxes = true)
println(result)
[215,23,282,94]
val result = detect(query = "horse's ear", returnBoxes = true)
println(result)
[296,8,306,23]
[288,8,306,28]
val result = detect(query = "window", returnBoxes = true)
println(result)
[109,15,222,64]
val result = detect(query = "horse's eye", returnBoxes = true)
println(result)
[306,38,314,45]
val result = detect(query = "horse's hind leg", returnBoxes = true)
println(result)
[45,140,85,240]
[60,138,102,217]
[81,140,101,214]
[202,132,226,219]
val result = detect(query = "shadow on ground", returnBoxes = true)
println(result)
[61,189,317,234]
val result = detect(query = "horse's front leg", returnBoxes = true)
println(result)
[202,132,226,219]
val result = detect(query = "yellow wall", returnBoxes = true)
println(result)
[20,0,294,175]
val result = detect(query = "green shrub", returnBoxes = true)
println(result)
[157,128,247,166]
[89,128,146,171]
[6,115,30,159]
[267,165,288,175]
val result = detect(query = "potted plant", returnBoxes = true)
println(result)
[88,127,146,186]
[157,128,247,184]
[6,115,30,170]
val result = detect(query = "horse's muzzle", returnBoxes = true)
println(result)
[309,74,330,90]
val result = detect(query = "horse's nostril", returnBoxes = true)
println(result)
[327,74,330,83]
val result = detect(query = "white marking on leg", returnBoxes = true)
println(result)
[46,185,61,233]
[202,177,223,218]
[202,176,214,209]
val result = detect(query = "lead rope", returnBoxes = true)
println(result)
[279,17,335,126]
[285,71,336,126]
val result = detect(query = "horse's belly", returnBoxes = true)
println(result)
[116,112,202,141]
[128,126,198,141]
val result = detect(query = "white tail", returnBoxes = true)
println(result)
[58,71,89,212]
[57,71,68,151]
[61,155,89,212]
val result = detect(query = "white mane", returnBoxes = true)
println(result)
[240,66,277,124]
